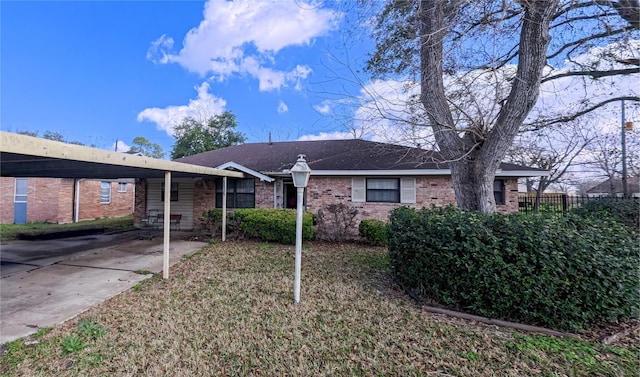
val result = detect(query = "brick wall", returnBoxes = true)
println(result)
[193,178,216,230]
[304,176,520,222]
[56,178,75,223]
[27,178,63,223]
[255,180,276,208]
[77,180,134,221]
[0,177,15,223]
[133,178,147,225]
[152,174,520,231]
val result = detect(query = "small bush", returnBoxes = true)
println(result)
[315,203,359,242]
[571,198,639,231]
[233,209,314,244]
[388,205,639,331]
[203,209,224,236]
[359,219,388,246]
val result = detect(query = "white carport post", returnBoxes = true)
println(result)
[163,171,171,279]
[222,176,227,242]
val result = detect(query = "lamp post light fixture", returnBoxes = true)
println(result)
[290,154,311,304]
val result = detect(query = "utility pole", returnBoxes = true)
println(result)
[621,101,629,199]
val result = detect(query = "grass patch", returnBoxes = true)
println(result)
[0,215,134,242]
[1,241,637,376]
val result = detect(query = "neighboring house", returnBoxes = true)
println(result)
[0,177,135,224]
[586,177,640,198]
[134,139,548,230]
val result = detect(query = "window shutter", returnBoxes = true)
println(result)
[352,178,365,202]
[400,177,416,204]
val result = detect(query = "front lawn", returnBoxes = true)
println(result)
[1,242,637,376]
[0,215,134,242]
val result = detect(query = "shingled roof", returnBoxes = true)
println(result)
[174,139,545,175]
[587,177,640,194]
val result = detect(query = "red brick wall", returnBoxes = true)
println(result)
[155,175,520,231]
[133,178,147,225]
[255,180,275,208]
[0,178,134,224]
[77,180,134,221]
[303,176,520,222]
[27,178,63,223]
[0,177,15,223]
[193,178,216,230]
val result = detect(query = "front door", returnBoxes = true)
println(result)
[14,178,28,224]
[284,182,296,208]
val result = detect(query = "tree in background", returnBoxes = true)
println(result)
[506,122,596,195]
[17,130,86,145]
[364,0,639,213]
[171,111,246,159]
[582,126,640,187]
[128,136,165,159]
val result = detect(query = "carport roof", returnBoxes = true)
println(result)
[0,131,243,179]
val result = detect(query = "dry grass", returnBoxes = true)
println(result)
[2,241,638,376]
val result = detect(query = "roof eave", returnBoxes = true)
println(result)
[267,169,549,177]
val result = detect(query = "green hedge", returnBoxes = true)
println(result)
[233,209,314,244]
[359,219,388,246]
[388,206,639,331]
[571,198,639,231]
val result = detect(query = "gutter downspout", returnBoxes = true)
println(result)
[74,179,86,223]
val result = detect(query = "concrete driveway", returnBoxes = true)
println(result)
[0,230,208,344]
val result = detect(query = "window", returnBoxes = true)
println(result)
[14,178,27,203]
[161,182,179,202]
[494,179,505,205]
[118,182,127,192]
[100,181,111,203]
[352,177,416,204]
[216,178,255,208]
[367,178,400,203]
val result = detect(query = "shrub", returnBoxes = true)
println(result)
[315,203,359,242]
[202,209,224,236]
[359,219,388,246]
[388,205,639,331]
[571,198,639,231]
[233,209,314,244]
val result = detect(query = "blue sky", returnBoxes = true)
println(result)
[2,1,638,161]
[1,0,370,155]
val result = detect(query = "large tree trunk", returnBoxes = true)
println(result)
[450,158,498,213]
[419,0,559,213]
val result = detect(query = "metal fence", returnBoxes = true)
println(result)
[517,193,633,215]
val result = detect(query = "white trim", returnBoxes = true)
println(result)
[400,177,416,204]
[216,161,274,182]
[14,178,28,203]
[352,178,366,202]
[100,181,111,204]
[303,169,549,177]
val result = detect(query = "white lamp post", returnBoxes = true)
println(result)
[290,154,311,304]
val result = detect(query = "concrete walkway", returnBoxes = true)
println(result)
[0,230,207,344]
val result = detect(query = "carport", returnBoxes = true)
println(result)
[0,131,243,279]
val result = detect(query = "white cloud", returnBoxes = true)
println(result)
[317,39,639,149]
[137,82,227,136]
[146,34,174,64]
[277,101,289,114]
[313,102,331,115]
[297,131,354,141]
[148,0,339,91]
[113,140,130,152]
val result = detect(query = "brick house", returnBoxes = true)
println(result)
[134,139,547,231]
[586,177,640,198]
[0,177,134,224]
